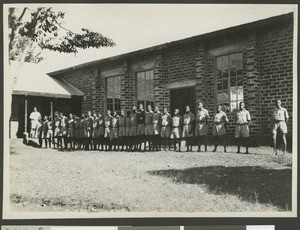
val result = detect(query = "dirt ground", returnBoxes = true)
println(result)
[9,139,292,213]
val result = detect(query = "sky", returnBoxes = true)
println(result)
[4,4,297,72]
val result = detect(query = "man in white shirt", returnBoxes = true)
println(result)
[235,102,251,154]
[272,99,289,156]
[29,107,41,138]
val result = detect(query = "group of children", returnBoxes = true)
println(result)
[31,99,288,155]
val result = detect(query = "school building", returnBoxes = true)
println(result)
[17,13,294,142]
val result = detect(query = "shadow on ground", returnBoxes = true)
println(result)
[148,166,292,210]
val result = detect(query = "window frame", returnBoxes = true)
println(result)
[215,52,244,113]
[135,69,155,109]
[105,75,121,113]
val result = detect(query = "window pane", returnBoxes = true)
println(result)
[217,91,229,102]
[217,80,222,90]
[149,70,154,79]
[230,77,236,87]
[223,79,228,90]
[237,76,243,86]
[231,101,238,112]
[222,69,229,79]
[217,69,222,79]
[230,66,237,77]
[237,86,244,100]
[230,87,238,101]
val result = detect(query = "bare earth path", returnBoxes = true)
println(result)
[9,139,292,213]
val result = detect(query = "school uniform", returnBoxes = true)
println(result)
[137,110,146,135]
[110,115,119,139]
[160,113,171,138]
[118,115,126,137]
[75,118,81,139]
[60,116,68,136]
[41,120,48,139]
[67,118,76,138]
[170,115,182,139]
[129,113,138,136]
[272,107,289,134]
[98,117,105,136]
[213,111,229,136]
[195,108,209,136]
[235,109,251,138]
[125,116,131,136]
[104,115,113,138]
[46,121,53,139]
[182,112,195,138]
[145,111,154,135]
[53,116,61,137]
[79,119,85,138]
[152,111,161,135]
[85,116,93,138]
[92,117,99,138]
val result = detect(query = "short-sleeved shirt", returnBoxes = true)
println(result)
[92,117,99,129]
[98,117,104,126]
[111,115,119,128]
[182,112,195,125]
[130,113,138,126]
[68,118,75,128]
[152,112,161,124]
[272,107,289,121]
[60,116,67,127]
[29,111,41,120]
[236,109,251,124]
[85,116,93,129]
[54,116,60,127]
[145,111,154,125]
[161,113,171,126]
[172,115,182,127]
[119,115,126,127]
[137,110,145,124]
[196,108,209,122]
[214,111,229,123]
[104,115,112,128]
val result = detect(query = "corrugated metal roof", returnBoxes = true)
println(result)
[48,12,293,76]
[10,61,84,98]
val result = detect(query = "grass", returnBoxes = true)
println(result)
[9,138,292,213]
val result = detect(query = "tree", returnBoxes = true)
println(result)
[7,6,116,134]
[8,7,115,85]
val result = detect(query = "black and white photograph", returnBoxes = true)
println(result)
[2,3,297,218]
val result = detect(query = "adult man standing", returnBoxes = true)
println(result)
[182,105,195,152]
[170,108,182,151]
[272,99,289,156]
[235,102,251,154]
[195,102,210,152]
[29,107,41,138]
[129,107,138,151]
[160,107,171,151]
[145,104,154,151]
[152,106,162,151]
[137,103,146,151]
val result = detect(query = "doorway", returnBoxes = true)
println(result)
[170,86,196,116]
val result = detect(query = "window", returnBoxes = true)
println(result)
[216,53,243,112]
[106,75,121,113]
[136,70,154,109]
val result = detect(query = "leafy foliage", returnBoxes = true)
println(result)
[8,7,116,61]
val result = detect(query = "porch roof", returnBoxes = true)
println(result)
[10,61,84,98]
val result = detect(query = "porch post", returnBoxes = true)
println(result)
[24,96,28,132]
[50,101,53,119]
